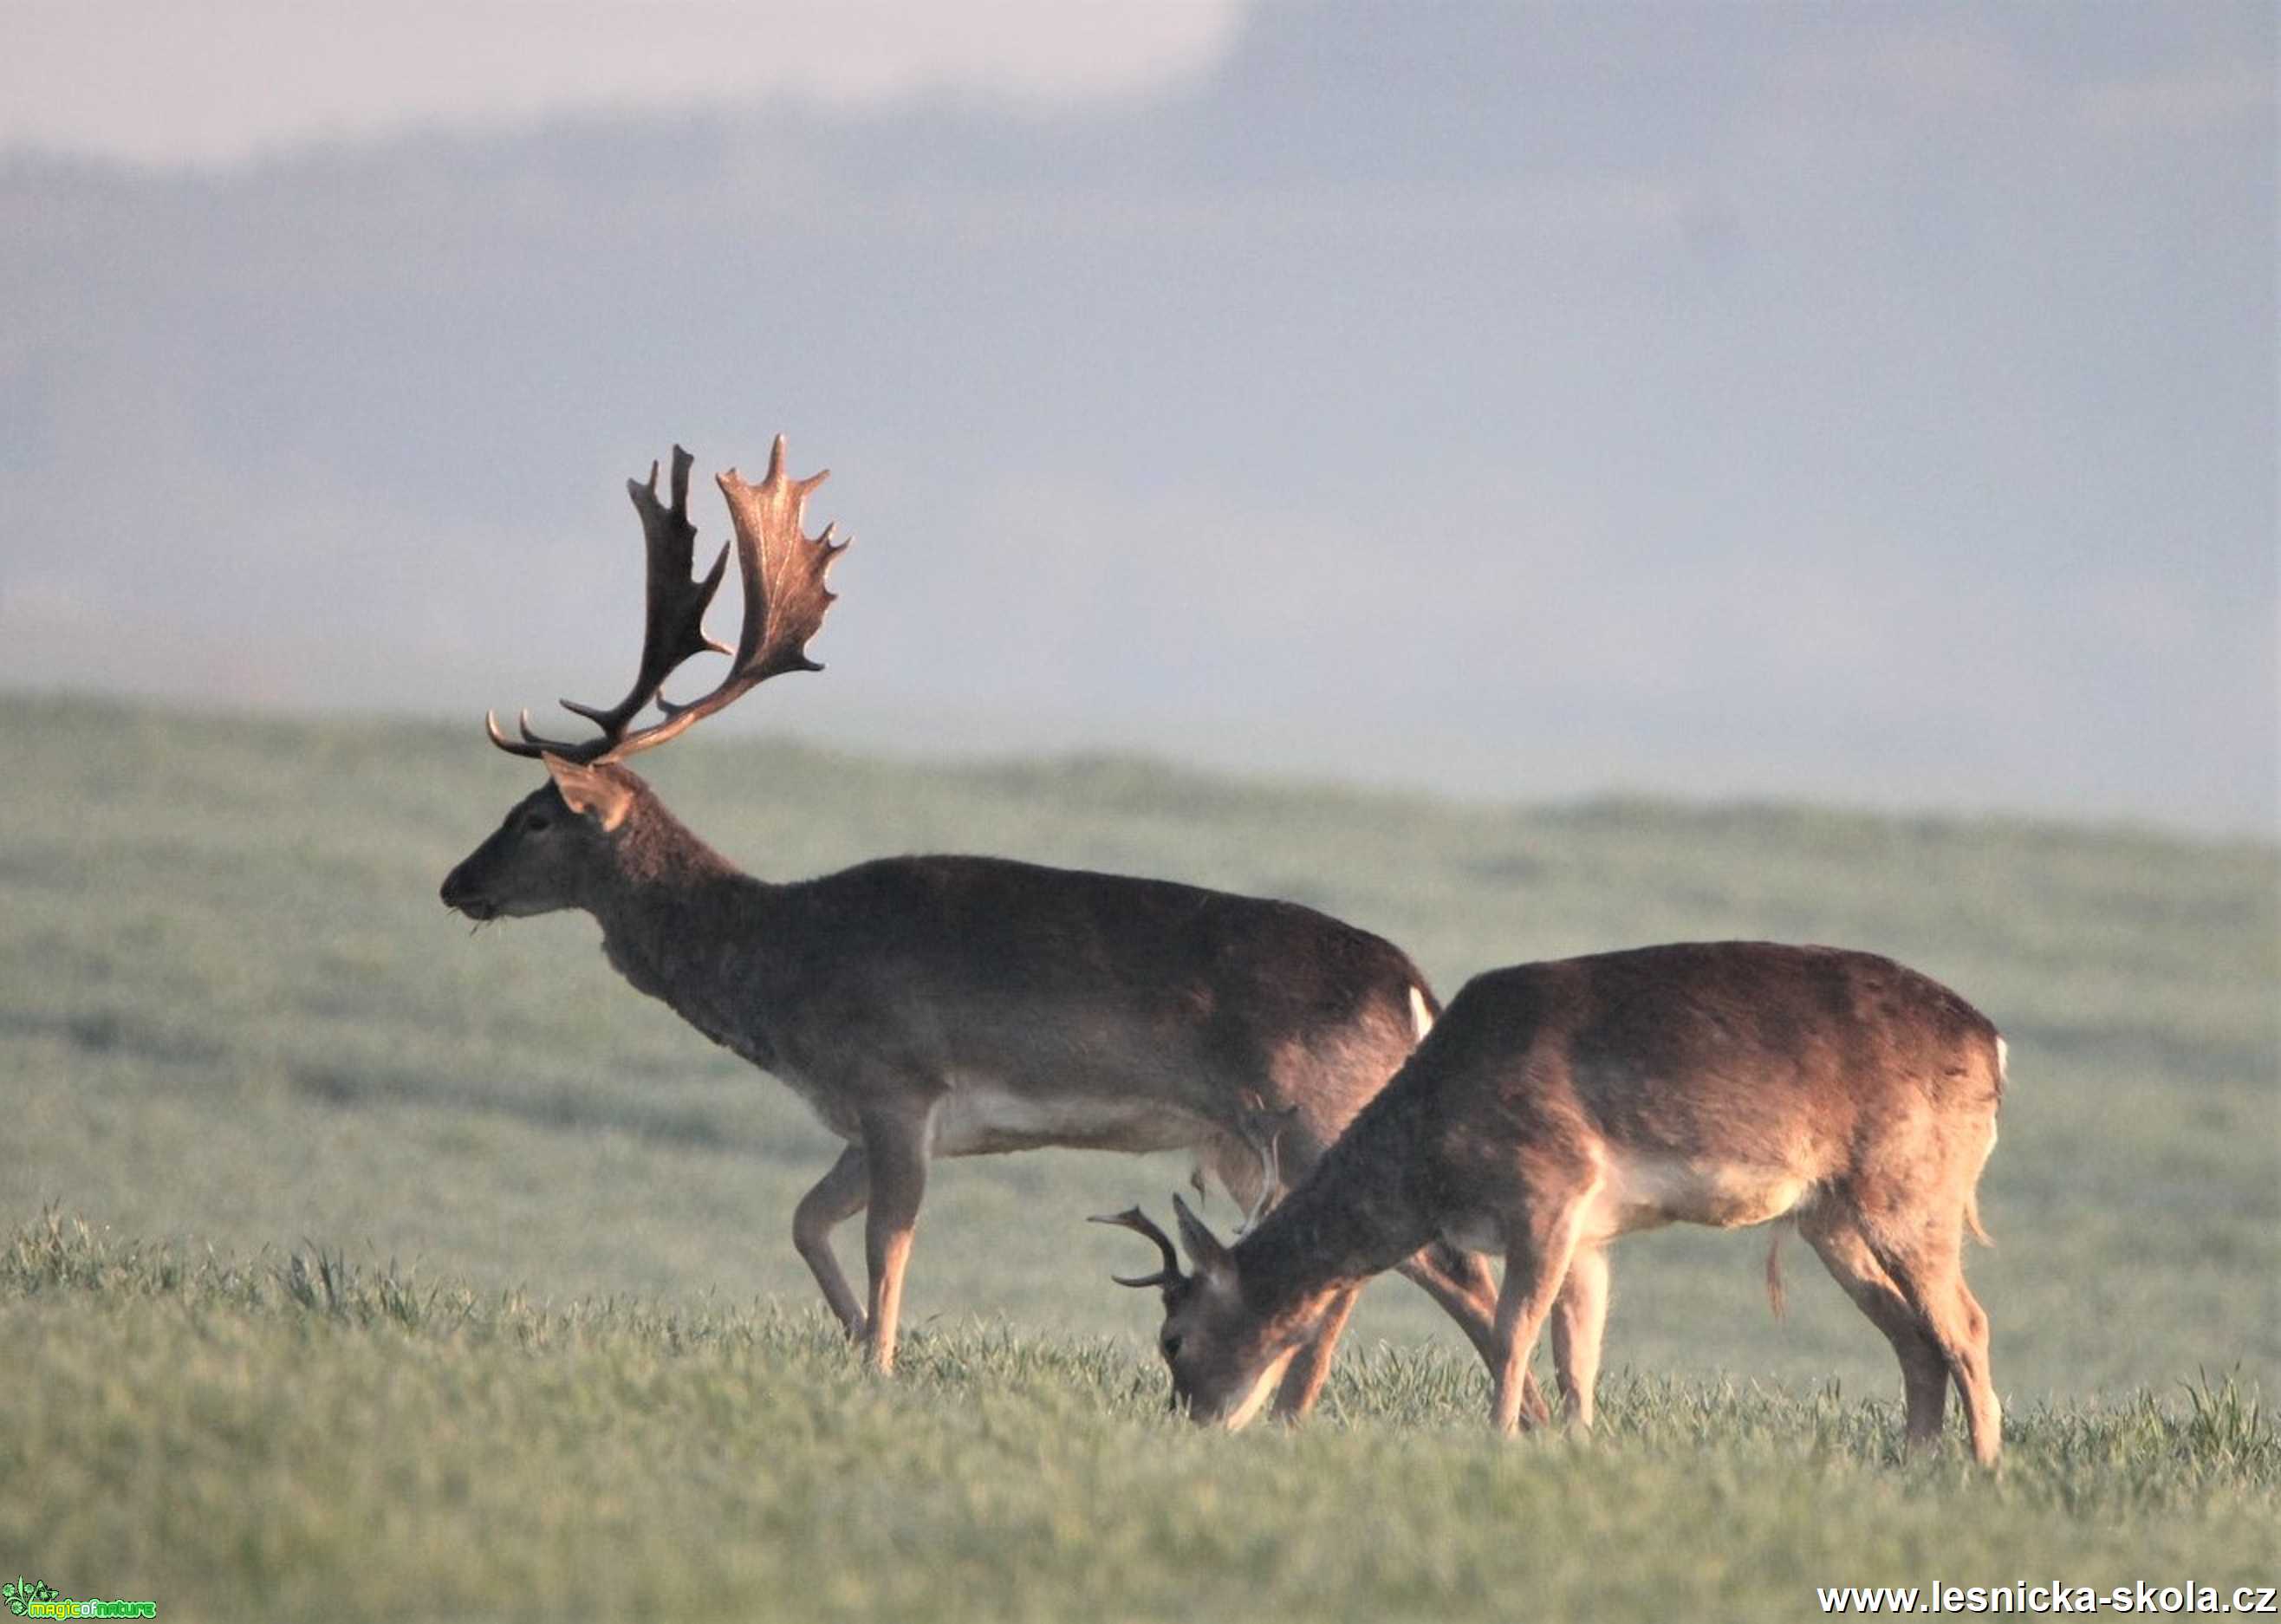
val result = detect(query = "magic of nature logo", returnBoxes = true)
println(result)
[3,1578,155,1619]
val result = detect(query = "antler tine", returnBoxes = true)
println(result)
[593,434,848,764]
[484,444,737,764]
[1089,1206,1186,1289]
[484,708,544,759]
[566,447,733,724]
[481,705,599,761]
[1239,1135,1280,1235]
[1232,1090,1297,1235]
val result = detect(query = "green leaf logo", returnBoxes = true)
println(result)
[3,1576,55,1614]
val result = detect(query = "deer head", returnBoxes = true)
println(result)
[1091,1196,1323,1429]
[440,438,844,922]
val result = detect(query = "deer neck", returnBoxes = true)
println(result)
[582,809,775,1041]
[1235,1100,1435,1322]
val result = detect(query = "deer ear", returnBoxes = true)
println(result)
[1171,1192,1233,1278]
[541,753,634,832]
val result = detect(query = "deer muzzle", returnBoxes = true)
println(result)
[438,862,499,921]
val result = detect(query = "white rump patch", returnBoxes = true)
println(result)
[1409,985,1435,1040]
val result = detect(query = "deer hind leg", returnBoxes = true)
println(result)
[1395,1244,1552,1426]
[1864,1229,2003,1467]
[1549,1243,1610,1429]
[857,1099,935,1375]
[1803,1213,1948,1451]
[1270,1283,1362,1418]
[1938,1275,2002,1467]
[1490,1178,1598,1437]
[792,1144,871,1339]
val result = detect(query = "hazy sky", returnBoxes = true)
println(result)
[3,2,2273,833]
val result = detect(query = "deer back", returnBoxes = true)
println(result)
[746,854,1434,1145]
[1406,942,2004,1243]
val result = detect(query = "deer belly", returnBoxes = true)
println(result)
[931,1083,1209,1157]
[1588,1151,1813,1239]
[1439,1213,1505,1255]
[770,1068,864,1140]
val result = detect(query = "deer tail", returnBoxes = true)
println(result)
[1964,1190,1993,1248]
[1966,1036,2002,1248]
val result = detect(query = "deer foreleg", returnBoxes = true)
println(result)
[1269,1283,1361,1419]
[1491,1179,1597,1437]
[1396,1243,1552,1426]
[858,1101,933,1374]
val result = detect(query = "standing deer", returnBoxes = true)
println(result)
[1099,941,2007,1463]
[438,438,1523,1407]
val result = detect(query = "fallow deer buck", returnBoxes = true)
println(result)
[1099,941,2008,1463]
[439,438,1522,1406]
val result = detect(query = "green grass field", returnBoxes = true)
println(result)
[3,694,2276,1621]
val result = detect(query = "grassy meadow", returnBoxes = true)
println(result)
[3,692,2276,1621]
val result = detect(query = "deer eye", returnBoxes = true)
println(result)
[1161,1335,1184,1361]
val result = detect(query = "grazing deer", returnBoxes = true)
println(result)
[438,438,1520,1404]
[1099,941,2007,1463]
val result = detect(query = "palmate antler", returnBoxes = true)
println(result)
[487,437,847,765]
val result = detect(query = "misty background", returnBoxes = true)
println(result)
[3,2,2272,835]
